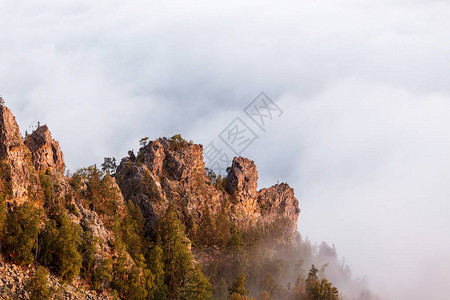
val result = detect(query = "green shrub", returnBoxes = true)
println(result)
[158,204,212,299]
[93,259,113,291]
[4,203,41,265]
[79,228,98,278]
[0,160,13,199]
[169,134,189,151]
[26,266,54,300]
[40,213,82,282]
[229,273,249,297]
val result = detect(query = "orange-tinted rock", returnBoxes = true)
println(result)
[116,137,300,240]
[25,125,65,174]
[0,105,35,202]
[226,156,258,200]
[258,183,300,235]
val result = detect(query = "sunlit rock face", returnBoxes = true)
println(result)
[0,105,35,203]
[25,125,65,174]
[258,183,300,236]
[116,138,300,240]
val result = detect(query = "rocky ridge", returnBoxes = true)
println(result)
[24,125,65,174]
[0,104,114,299]
[0,103,301,299]
[115,137,300,238]
[0,106,36,203]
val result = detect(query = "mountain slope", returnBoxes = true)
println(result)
[0,102,375,300]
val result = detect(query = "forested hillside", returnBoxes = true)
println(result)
[0,101,377,299]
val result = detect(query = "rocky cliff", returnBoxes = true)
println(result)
[25,125,65,174]
[115,137,300,239]
[0,105,36,204]
[0,104,116,299]
[0,103,301,299]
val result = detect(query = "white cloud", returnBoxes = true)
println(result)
[1,0,450,298]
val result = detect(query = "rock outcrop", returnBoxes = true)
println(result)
[226,156,259,201]
[116,137,300,238]
[0,106,67,204]
[0,104,115,299]
[25,125,65,174]
[0,105,36,203]
[116,137,224,229]
[0,103,301,299]
[258,183,300,235]
[141,140,165,176]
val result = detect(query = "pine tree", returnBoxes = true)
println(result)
[139,137,149,147]
[197,205,215,246]
[305,264,340,300]
[259,273,280,298]
[40,213,82,282]
[158,204,212,299]
[93,258,113,291]
[180,264,213,300]
[120,200,145,259]
[4,204,41,265]
[101,157,117,175]
[147,242,168,299]
[217,277,228,300]
[79,227,98,278]
[26,266,54,300]
[229,273,249,298]
[158,204,194,298]
[214,208,231,247]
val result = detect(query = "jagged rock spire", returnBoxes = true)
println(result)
[0,105,35,202]
[25,125,65,174]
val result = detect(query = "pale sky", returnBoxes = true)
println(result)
[1,1,450,299]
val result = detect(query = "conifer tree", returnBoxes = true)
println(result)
[93,258,113,292]
[217,277,228,300]
[305,264,340,300]
[40,213,82,282]
[101,157,117,175]
[4,203,41,265]
[229,273,249,298]
[158,204,212,299]
[147,242,168,299]
[180,264,213,300]
[79,228,98,278]
[26,266,54,300]
[158,204,194,298]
